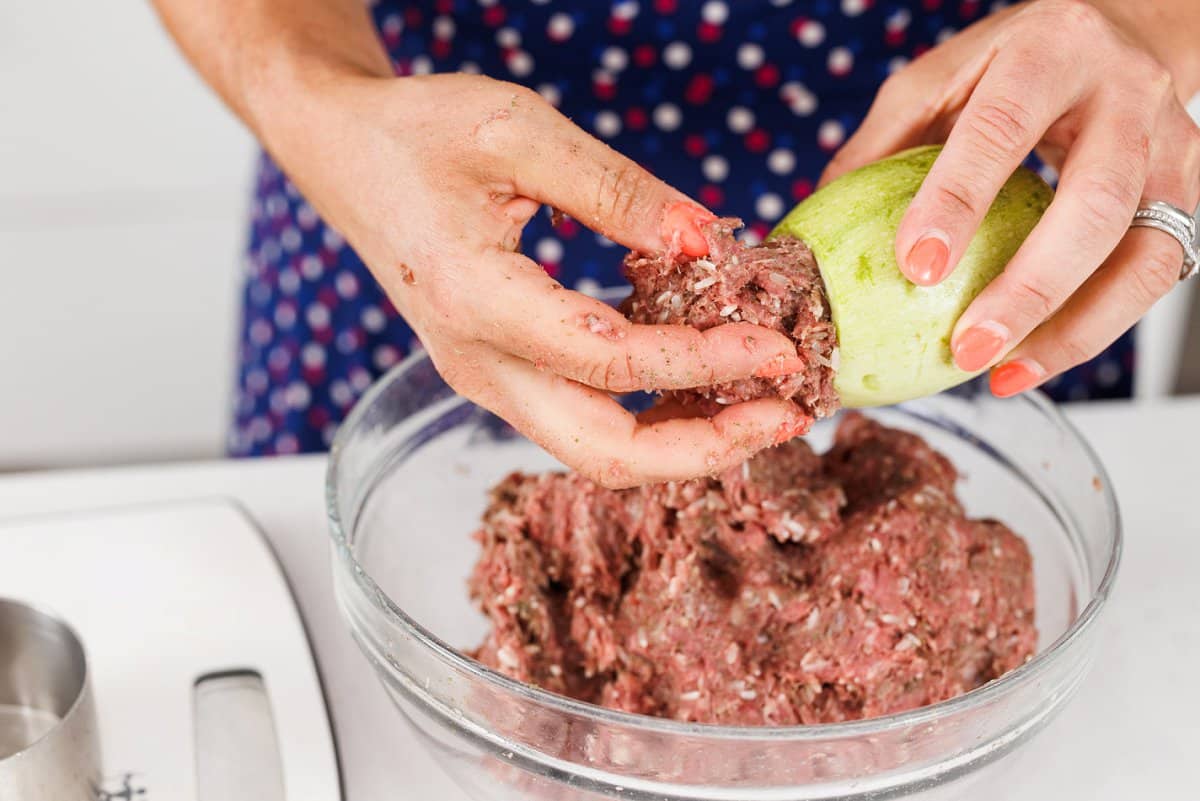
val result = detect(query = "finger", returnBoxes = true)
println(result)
[819,48,995,188]
[483,86,715,257]
[470,251,807,393]
[460,347,810,488]
[989,229,1183,397]
[950,102,1154,371]
[896,42,1082,286]
[989,118,1200,395]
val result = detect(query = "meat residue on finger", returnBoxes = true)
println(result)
[467,413,1037,725]
[621,217,839,419]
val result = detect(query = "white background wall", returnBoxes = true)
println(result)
[0,5,1195,470]
[0,2,254,469]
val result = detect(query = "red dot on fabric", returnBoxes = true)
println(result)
[431,39,451,59]
[913,43,931,58]
[684,74,714,104]
[791,178,814,200]
[482,6,505,27]
[885,29,905,47]
[557,218,579,238]
[314,327,334,345]
[654,0,677,13]
[542,261,561,278]
[789,17,808,38]
[608,17,632,36]
[922,0,941,10]
[404,7,423,27]
[697,22,722,43]
[317,288,339,308]
[302,366,326,385]
[435,0,453,12]
[751,222,770,241]
[744,129,771,153]
[633,44,657,68]
[319,249,336,267]
[754,64,780,88]
[594,80,617,101]
[684,134,708,157]
[625,107,648,130]
[698,185,724,209]
[308,406,331,429]
[959,0,980,17]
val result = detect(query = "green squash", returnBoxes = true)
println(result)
[770,145,1052,407]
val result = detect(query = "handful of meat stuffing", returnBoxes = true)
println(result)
[621,218,840,421]
[466,224,1035,725]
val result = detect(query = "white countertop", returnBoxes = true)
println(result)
[0,397,1196,800]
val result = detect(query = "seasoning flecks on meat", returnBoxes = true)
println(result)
[468,414,1037,725]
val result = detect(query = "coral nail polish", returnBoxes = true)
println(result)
[662,202,715,258]
[990,359,1045,398]
[906,233,951,285]
[953,322,1009,372]
[774,412,814,445]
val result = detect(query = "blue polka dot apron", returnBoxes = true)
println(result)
[231,0,1135,457]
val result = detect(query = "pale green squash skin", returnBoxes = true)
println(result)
[769,145,1053,407]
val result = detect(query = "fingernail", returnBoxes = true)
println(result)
[905,232,951,286]
[662,202,715,258]
[953,321,1010,372]
[990,358,1046,398]
[774,410,814,445]
[755,355,807,378]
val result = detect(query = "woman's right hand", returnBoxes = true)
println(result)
[256,73,809,487]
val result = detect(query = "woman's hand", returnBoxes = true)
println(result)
[259,73,810,487]
[822,0,1200,397]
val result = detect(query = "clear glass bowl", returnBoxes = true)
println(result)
[327,352,1121,801]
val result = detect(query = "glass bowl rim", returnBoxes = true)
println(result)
[326,348,1122,742]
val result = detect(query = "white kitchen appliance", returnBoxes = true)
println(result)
[0,499,341,800]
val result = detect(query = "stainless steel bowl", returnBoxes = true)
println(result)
[0,598,101,799]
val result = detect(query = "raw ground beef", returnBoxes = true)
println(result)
[468,414,1036,725]
[621,217,839,419]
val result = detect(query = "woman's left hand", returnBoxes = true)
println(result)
[821,0,1200,397]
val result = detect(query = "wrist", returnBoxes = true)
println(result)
[1086,0,1200,101]
[235,27,394,150]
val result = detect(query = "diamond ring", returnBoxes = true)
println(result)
[1130,200,1199,280]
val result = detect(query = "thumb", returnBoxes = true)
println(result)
[508,99,716,257]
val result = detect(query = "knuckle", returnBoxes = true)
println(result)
[1139,58,1174,98]
[587,351,641,393]
[1054,332,1098,368]
[1131,247,1180,305]
[1007,274,1061,320]
[1044,0,1105,31]
[595,163,657,233]
[876,72,910,104]
[965,96,1036,156]
[1075,167,1142,232]
[932,175,983,218]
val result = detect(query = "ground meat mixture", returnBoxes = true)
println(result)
[621,217,839,419]
[468,414,1036,725]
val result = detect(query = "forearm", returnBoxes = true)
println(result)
[149,0,392,141]
[1090,0,1200,100]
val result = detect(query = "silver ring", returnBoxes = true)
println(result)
[1130,200,1200,280]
